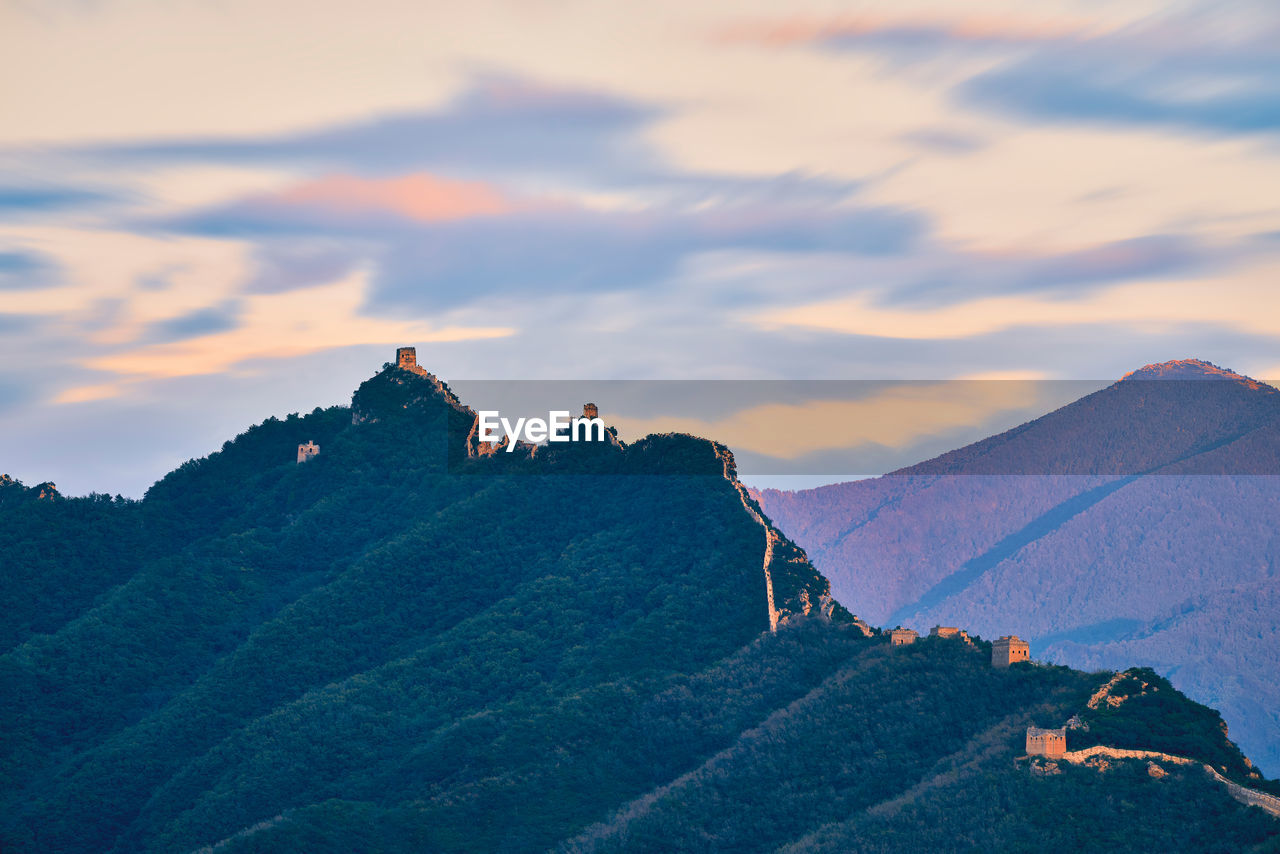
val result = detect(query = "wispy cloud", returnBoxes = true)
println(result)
[73,76,661,184]
[2,2,1279,495]
[960,49,1280,135]
[0,183,110,215]
[142,301,243,344]
[0,249,58,290]
[897,128,987,155]
[133,93,924,311]
[171,196,925,313]
[0,372,39,414]
[725,7,1280,137]
[265,173,516,222]
[751,261,1280,340]
[72,271,512,386]
[877,235,1221,307]
[243,241,370,295]
[716,12,1099,50]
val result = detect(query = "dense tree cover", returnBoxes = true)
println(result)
[0,478,148,651]
[756,366,1280,773]
[782,761,1280,854]
[1,364,1276,852]
[1071,667,1277,791]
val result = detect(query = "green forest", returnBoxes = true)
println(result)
[1,364,1277,852]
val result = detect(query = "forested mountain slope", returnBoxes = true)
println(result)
[755,360,1280,774]
[2,357,1277,852]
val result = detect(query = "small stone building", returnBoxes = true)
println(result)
[929,626,974,645]
[1026,726,1067,758]
[582,402,599,420]
[297,441,320,464]
[992,635,1030,668]
[889,627,918,646]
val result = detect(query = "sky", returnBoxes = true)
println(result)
[1,0,1279,496]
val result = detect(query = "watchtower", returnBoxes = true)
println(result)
[889,627,918,646]
[1026,726,1067,757]
[396,347,418,370]
[297,441,320,464]
[930,625,974,646]
[582,402,599,420]
[993,635,1030,668]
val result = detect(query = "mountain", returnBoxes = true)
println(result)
[2,354,1278,852]
[754,359,1280,775]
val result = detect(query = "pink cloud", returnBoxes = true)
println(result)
[269,173,515,222]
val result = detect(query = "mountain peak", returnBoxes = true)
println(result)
[0,474,60,502]
[350,347,473,428]
[1120,359,1266,388]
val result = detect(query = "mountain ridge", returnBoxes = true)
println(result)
[755,358,1280,775]
[1120,358,1274,388]
[2,353,1278,852]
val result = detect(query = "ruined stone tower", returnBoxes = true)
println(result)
[930,625,974,646]
[297,441,320,464]
[1026,726,1067,757]
[889,627,918,646]
[582,402,599,420]
[992,635,1030,668]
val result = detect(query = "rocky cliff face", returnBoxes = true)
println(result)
[349,363,850,629]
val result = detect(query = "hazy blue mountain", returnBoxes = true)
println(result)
[755,359,1280,774]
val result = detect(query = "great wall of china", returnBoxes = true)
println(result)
[376,348,1280,821]
[1054,745,1280,818]
[728,471,780,634]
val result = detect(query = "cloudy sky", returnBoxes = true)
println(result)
[1,0,1278,495]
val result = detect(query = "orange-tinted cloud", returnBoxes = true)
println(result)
[76,270,513,385]
[607,381,1042,458]
[267,173,516,222]
[749,263,1280,341]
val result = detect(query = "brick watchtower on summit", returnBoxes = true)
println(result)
[992,635,1030,668]
[394,346,432,379]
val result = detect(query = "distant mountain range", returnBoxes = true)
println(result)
[2,356,1278,852]
[755,359,1280,776]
